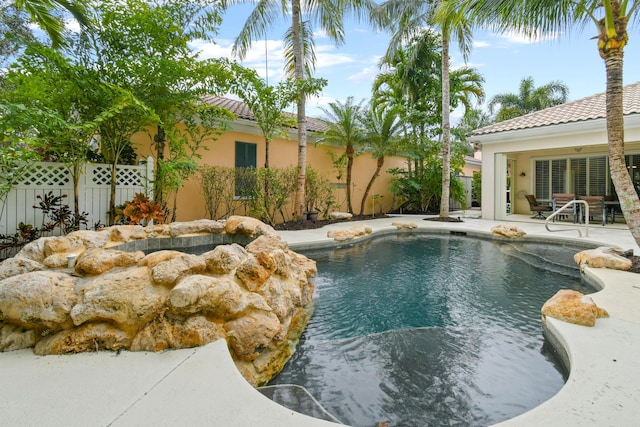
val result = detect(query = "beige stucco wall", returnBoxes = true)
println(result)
[473,115,640,220]
[133,121,408,222]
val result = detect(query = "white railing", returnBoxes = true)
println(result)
[0,158,154,235]
[545,199,589,237]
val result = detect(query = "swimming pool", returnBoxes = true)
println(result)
[269,233,594,427]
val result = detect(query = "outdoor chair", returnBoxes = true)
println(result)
[579,195,607,226]
[525,195,551,219]
[552,193,578,223]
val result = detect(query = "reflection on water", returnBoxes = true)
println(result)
[270,235,591,427]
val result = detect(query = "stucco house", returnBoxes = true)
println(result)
[135,96,411,222]
[469,81,640,221]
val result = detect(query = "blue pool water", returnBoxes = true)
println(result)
[269,234,593,427]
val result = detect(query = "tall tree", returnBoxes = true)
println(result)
[461,0,640,246]
[381,0,475,219]
[358,103,404,215]
[3,44,140,227]
[0,3,35,67]
[12,0,91,47]
[319,97,366,214]
[226,0,380,219]
[227,65,325,168]
[488,76,569,122]
[81,0,232,220]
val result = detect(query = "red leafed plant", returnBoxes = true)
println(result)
[122,193,164,225]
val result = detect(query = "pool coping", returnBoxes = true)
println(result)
[1,215,638,426]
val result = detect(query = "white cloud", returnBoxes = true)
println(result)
[348,66,379,83]
[496,30,560,44]
[190,39,234,60]
[65,19,81,33]
[473,40,491,48]
[314,45,355,69]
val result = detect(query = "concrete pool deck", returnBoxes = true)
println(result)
[1,214,639,426]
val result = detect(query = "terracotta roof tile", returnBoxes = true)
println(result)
[201,95,329,133]
[471,81,640,136]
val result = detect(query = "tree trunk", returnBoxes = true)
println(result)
[359,156,384,215]
[109,161,117,225]
[440,32,451,218]
[153,125,166,205]
[604,51,640,246]
[292,0,307,220]
[346,144,355,213]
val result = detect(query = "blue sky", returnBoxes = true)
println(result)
[194,4,640,123]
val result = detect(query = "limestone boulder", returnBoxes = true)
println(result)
[541,289,609,327]
[108,225,146,243]
[150,254,207,287]
[202,244,248,274]
[130,315,224,352]
[224,215,278,238]
[167,275,271,319]
[70,267,168,333]
[224,310,284,361]
[0,323,38,351]
[327,225,373,241]
[34,323,132,355]
[140,250,185,268]
[329,211,352,220]
[574,246,632,271]
[236,253,275,292]
[14,237,55,263]
[491,224,526,238]
[258,277,302,322]
[0,271,78,330]
[43,253,74,269]
[0,257,44,281]
[74,248,145,276]
[245,235,288,255]
[66,230,110,249]
[43,235,86,258]
[392,221,418,230]
[143,224,171,238]
[170,219,224,237]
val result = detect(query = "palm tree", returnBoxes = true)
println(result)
[14,0,91,47]
[381,0,475,219]
[358,103,405,215]
[226,0,380,219]
[460,0,640,246]
[319,97,366,214]
[488,76,569,122]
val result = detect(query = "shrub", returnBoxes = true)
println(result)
[122,193,164,225]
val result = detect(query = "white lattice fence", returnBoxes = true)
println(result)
[0,158,153,235]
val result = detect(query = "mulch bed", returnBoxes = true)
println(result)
[274,214,390,231]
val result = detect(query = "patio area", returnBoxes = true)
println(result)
[1,214,639,426]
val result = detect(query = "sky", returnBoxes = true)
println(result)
[192,3,640,124]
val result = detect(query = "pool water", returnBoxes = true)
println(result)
[269,234,593,427]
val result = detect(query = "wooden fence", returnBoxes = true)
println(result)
[0,158,153,235]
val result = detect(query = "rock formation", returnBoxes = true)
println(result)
[573,246,633,271]
[541,289,609,327]
[327,225,373,241]
[392,221,418,230]
[491,224,526,238]
[0,216,315,386]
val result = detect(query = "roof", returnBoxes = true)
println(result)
[201,95,329,133]
[471,81,640,137]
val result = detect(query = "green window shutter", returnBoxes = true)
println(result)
[235,142,257,168]
[235,142,257,197]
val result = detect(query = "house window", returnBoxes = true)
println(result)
[235,141,256,197]
[534,155,610,201]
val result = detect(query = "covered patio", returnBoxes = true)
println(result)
[470,81,640,225]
